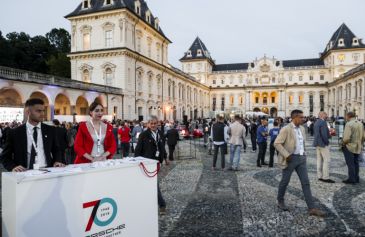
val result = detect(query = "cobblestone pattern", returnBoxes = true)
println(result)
[158,136,365,237]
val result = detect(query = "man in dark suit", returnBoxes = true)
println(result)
[0,98,65,172]
[166,122,179,161]
[53,119,68,164]
[135,116,167,215]
[313,112,334,183]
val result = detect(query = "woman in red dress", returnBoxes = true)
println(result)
[74,100,116,164]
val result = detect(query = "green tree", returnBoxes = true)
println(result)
[46,28,71,53]
[0,31,15,67]
[46,53,71,78]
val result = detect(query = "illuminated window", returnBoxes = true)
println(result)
[230,96,234,105]
[83,33,90,50]
[299,95,303,104]
[289,95,293,104]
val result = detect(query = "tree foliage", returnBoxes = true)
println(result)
[0,28,71,78]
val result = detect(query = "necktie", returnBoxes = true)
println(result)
[29,127,38,169]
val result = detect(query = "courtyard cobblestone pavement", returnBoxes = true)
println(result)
[159,136,365,237]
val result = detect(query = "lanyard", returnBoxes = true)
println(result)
[151,131,159,143]
[90,120,102,155]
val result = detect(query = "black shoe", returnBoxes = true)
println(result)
[321,179,335,183]
[318,178,324,181]
[269,165,273,168]
[257,164,262,167]
[262,162,269,166]
[277,202,289,211]
[342,180,356,184]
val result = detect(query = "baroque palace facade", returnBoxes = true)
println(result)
[1,0,365,121]
[180,26,365,119]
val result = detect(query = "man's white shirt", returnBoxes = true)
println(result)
[26,122,47,168]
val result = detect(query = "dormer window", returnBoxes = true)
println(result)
[104,0,112,6]
[197,49,202,56]
[187,50,192,57]
[338,38,345,47]
[135,0,141,15]
[82,0,91,9]
[146,10,151,23]
[353,38,359,46]
[154,18,160,30]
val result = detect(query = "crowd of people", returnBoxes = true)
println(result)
[0,98,364,218]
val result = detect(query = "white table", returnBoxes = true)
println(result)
[2,157,158,237]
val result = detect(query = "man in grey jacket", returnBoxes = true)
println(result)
[313,112,334,183]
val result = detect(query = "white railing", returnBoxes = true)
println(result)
[0,66,123,95]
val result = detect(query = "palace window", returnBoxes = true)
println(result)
[83,0,90,9]
[320,95,324,111]
[155,18,160,30]
[239,96,243,105]
[187,50,192,57]
[289,75,293,81]
[105,30,113,47]
[309,75,313,80]
[136,36,141,52]
[82,69,90,82]
[263,96,268,104]
[104,0,112,6]
[353,38,359,46]
[135,0,141,15]
[309,95,314,114]
[230,96,234,105]
[148,43,152,58]
[271,97,275,103]
[320,75,325,80]
[299,95,303,104]
[338,38,345,47]
[83,33,90,50]
[212,98,216,111]
[255,96,259,104]
[221,97,225,111]
[212,80,216,85]
[146,10,151,23]
[105,68,113,86]
[299,75,303,81]
[197,49,202,56]
[289,95,293,104]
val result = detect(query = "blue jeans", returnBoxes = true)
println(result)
[342,146,360,183]
[230,145,242,169]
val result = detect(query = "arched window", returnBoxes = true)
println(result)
[83,33,90,50]
[105,68,113,86]
[83,69,90,82]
